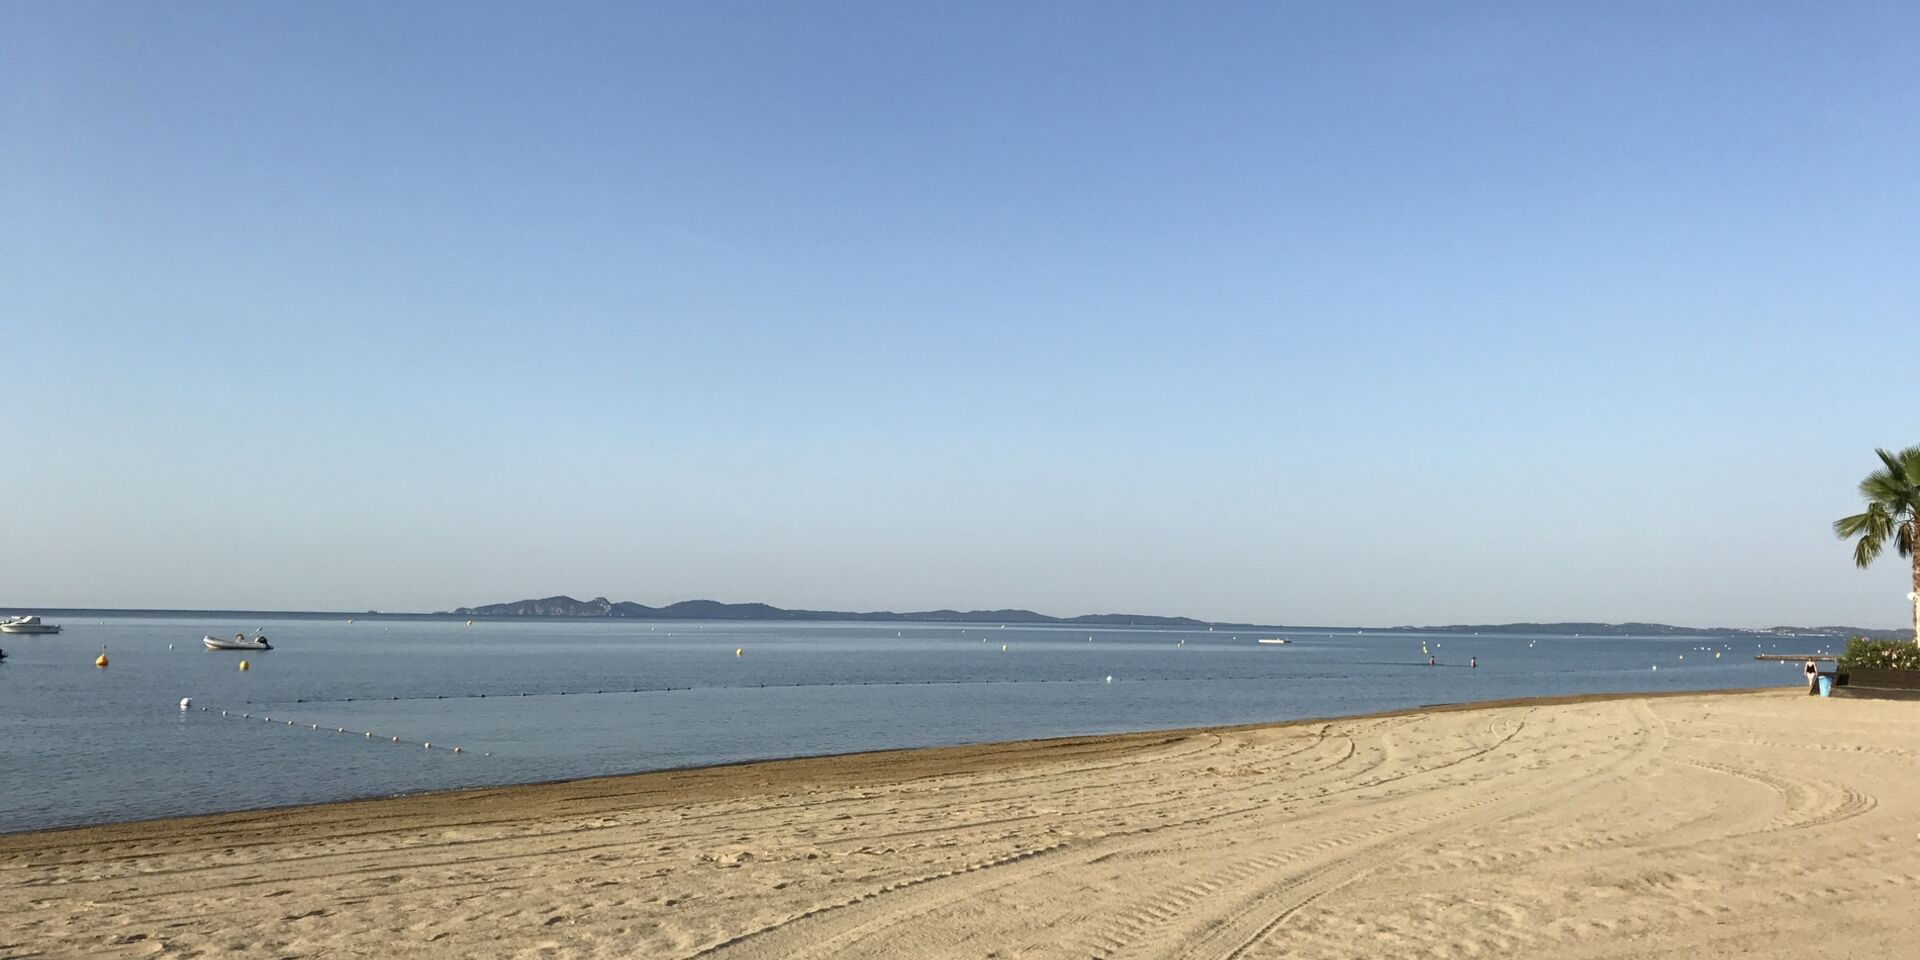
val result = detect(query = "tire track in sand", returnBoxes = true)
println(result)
[687,710,1540,960]
[1160,701,1669,960]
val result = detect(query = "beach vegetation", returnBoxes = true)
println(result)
[1833,445,1920,645]
[1838,636,1920,671]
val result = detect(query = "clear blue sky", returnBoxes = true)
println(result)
[2,2,1914,626]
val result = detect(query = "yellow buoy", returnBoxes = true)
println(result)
[238,659,249,671]
[735,648,743,657]
[95,652,109,668]
[1001,643,1008,652]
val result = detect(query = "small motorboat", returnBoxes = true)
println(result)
[1,615,61,634]
[1255,637,1291,645]
[203,633,272,651]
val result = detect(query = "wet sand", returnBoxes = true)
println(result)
[3,689,1916,959]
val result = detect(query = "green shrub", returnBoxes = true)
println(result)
[1839,636,1920,671]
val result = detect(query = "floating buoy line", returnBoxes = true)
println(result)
[183,649,1767,713]
[193,703,484,756]
[240,674,1332,707]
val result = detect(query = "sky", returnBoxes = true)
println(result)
[1,1,1915,627]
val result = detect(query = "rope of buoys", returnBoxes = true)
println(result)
[247,674,1321,706]
[194,702,484,756]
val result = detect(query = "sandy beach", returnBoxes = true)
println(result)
[3,689,1915,959]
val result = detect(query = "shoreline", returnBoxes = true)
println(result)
[6,686,1912,959]
[0,685,1780,843]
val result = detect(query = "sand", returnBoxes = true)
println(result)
[3,689,1916,959]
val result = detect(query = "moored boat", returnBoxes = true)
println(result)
[203,633,272,651]
[1,616,62,634]
[1255,637,1291,645]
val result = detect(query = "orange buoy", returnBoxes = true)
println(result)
[95,652,109,668]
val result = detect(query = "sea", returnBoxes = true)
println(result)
[0,616,1828,834]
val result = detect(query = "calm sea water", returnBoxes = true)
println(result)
[0,617,1826,833]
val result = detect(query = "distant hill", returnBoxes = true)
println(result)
[1,599,1903,638]
[446,595,1227,628]
[442,596,1909,639]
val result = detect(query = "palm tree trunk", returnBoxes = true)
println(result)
[1911,520,1919,646]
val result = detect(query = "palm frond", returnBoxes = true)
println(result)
[1874,446,1920,483]
[1854,530,1887,568]
[1835,505,1890,539]
[1895,445,1920,486]
[1836,504,1893,568]
[1840,449,1920,570]
[1875,447,1906,480]
[1859,451,1920,518]
[1859,467,1902,502]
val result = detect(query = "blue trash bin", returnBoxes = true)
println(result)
[1818,675,1833,697]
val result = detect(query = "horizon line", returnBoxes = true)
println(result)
[0,601,1905,635]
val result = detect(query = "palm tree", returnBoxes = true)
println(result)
[1834,445,1920,645]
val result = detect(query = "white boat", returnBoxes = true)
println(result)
[203,634,272,651]
[1255,637,1291,645]
[1,616,61,634]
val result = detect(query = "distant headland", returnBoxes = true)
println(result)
[442,595,1908,639]
[446,595,1229,628]
[0,597,1903,639]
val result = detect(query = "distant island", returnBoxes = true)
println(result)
[446,595,1228,628]
[443,595,1909,639]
